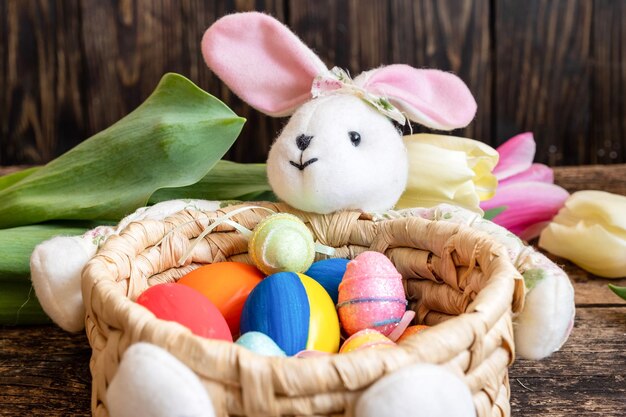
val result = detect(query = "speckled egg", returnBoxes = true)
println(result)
[248,213,315,275]
[337,251,407,336]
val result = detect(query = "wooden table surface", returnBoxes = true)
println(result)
[1,165,626,417]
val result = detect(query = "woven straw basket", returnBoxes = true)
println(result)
[82,202,525,417]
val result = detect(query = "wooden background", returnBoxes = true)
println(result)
[0,0,624,167]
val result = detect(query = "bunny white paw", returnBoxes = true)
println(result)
[106,343,215,417]
[515,266,575,360]
[355,363,475,417]
[30,235,101,332]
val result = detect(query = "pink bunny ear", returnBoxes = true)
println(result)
[357,65,477,130]
[202,12,328,117]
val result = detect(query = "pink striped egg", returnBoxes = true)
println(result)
[337,251,407,336]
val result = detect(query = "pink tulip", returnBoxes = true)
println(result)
[480,133,569,241]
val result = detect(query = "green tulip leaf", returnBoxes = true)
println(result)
[0,282,51,325]
[608,284,626,301]
[0,73,245,228]
[0,166,40,192]
[149,160,275,203]
[484,206,507,221]
[0,222,103,282]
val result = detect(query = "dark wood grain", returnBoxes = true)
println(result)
[510,307,626,417]
[0,326,92,417]
[553,164,626,195]
[389,0,492,142]
[591,1,626,165]
[572,274,626,306]
[1,306,623,416]
[79,0,285,165]
[4,1,626,166]
[0,0,5,166]
[1,0,86,165]
[289,0,492,142]
[495,0,592,165]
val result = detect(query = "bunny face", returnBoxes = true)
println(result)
[202,12,477,214]
[267,94,408,213]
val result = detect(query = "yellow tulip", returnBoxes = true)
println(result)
[396,134,499,213]
[539,190,626,278]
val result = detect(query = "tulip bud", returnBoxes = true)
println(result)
[396,134,498,213]
[539,190,626,278]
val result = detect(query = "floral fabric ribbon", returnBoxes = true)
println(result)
[311,67,407,125]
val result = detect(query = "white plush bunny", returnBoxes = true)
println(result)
[29,12,575,417]
[201,12,477,214]
[267,94,409,213]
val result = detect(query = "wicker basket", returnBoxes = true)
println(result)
[82,202,525,417]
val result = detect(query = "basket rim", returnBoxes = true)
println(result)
[82,202,524,415]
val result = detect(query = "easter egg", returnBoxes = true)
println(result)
[136,283,232,342]
[337,251,407,337]
[240,272,340,355]
[397,325,430,343]
[235,332,286,357]
[305,258,350,304]
[248,213,315,275]
[294,350,331,358]
[340,329,396,353]
[178,262,264,336]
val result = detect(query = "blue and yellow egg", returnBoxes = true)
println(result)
[240,272,340,356]
[305,258,349,304]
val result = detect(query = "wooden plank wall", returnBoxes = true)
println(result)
[1,0,624,166]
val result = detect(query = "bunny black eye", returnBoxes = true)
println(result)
[348,131,361,147]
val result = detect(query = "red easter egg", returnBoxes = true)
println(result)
[136,283,232,342]
[338,251,407,336]
[178,262,264,336]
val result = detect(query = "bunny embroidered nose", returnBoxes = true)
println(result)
[290,158,318,171]
[291,134,317,170]
[296,134,314,151]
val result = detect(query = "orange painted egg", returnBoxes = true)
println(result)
[397,325,430,343]
[340,329,396,353]
[178,262,264,336]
